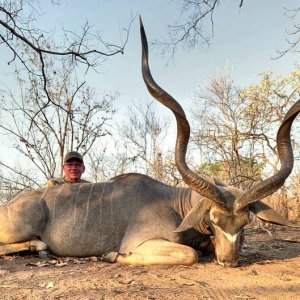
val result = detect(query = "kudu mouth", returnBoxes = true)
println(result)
[217,258,239,268]
[140,16,300,269]
[211,234,240,268]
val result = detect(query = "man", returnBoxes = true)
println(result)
[44,151,90,188]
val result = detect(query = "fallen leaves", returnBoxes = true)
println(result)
[24,256,99,268]
[25,260,66,268]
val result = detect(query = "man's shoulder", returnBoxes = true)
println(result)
[43,177,66,188]
[43,177,91,188]
[79,179,91,183]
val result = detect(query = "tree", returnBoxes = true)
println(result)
[191,74,264,188]
[117,100,185,186]
[0,1,130,72]
[86,141,134,182]
[154,0,299,59]
[119,101,169,180]
[191,68,300,189]
[153,0,242,57]
[0,0,131,197]
[0,0,131,118]
[276,6,300,58]
[288,167,300,222]
[0,58,117,192]
[0,167,35,203]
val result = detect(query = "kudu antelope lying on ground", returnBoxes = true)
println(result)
[0,18,299,267]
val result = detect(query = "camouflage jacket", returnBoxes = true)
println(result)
[43,177,91,188]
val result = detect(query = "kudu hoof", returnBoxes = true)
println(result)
[38,250,49,259]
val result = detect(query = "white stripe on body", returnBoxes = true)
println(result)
[80,183,95,244]
[51,185,64,240]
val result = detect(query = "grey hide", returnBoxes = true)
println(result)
[1,173,210,260]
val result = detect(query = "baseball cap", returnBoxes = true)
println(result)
[64,151,84,163]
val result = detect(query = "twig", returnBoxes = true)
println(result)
[274,238,300,243]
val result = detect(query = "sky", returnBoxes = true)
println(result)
[0,0,299,171]
[1,1,298,114]
[68,0,298,114]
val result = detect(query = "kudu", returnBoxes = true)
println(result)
[0,18,299,267]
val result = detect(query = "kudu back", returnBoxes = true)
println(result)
[0,18,299,267]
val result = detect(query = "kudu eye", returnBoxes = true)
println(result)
[211,210,229,225]
[235,207,249,215]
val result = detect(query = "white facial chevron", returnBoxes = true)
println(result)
[223,231,239,243]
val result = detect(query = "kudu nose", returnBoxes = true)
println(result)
[218,258,239,268]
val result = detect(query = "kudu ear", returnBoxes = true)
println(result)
[250,201,300,227]
[174,200,209,232]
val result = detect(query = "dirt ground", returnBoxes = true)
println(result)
[0,226,299,300]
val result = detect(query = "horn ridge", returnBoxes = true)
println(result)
[139,17,227,209]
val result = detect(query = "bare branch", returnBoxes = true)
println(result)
[0,58,117,189]
[275,6,300,59]
[0,1,132,71]
[152,0,223,58]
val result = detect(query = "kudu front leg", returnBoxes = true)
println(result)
[0,196,49,257]
[0,239,48,256]
[116,239,199,265]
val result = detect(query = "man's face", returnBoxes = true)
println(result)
[63,158,85,183]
